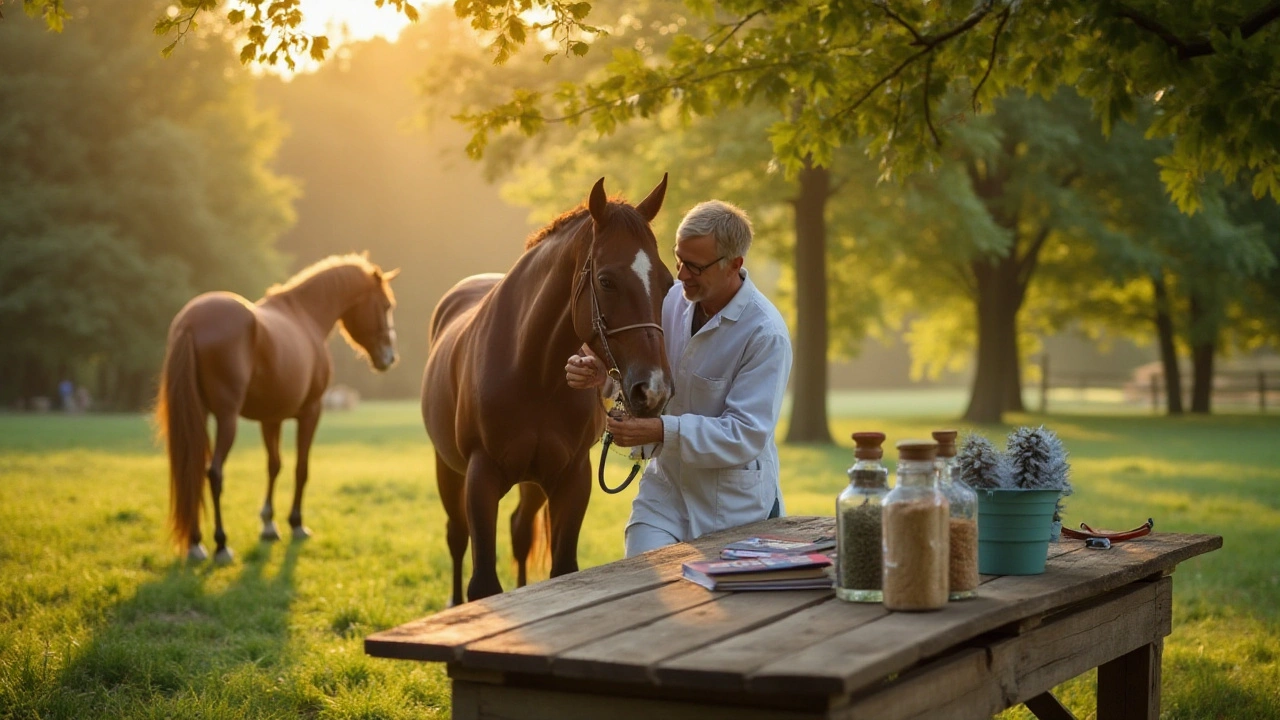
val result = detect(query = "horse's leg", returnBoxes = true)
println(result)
[465,452,508,601]
[208,410,239,564]
[546,459,591,578]
[510,483,547,587]
[436,454,468,607]
[288,401,321,540]
[259,420,283,542]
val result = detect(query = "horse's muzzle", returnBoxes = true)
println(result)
[372,346,399,372]
[625,368,672,418]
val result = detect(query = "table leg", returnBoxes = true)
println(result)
[1097,638,1162,720]
[1024,692,1077,720]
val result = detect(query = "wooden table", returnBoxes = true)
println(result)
[366,516,1221,720]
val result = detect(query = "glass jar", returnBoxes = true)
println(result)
[882,440,949,612]
[934,430,979,600]
[836,432,890,603]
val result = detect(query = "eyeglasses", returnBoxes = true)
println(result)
[674,255,725,277]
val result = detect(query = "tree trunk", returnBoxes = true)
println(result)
[1190,343,1214,413]
[962,155,1055,424]
[1002,320,1025,413]
[963,255,1023,424]
[785,159,832,444]
[1151,271,1183,414]
[1188,294,1215,414]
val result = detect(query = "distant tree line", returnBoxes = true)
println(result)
[0,0,292,409]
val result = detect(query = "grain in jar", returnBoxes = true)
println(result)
[882,440,949,611]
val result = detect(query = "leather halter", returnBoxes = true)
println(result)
[570,220,663,495]
[571,227,664,418]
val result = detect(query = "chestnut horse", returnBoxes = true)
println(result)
[424,176,674,603]
[156,254,400,563]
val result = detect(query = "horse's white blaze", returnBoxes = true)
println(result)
[645,367,670,409]
[630,249,653,299]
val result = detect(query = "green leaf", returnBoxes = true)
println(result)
[310,35,329,62]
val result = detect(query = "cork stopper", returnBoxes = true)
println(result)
[931,430,958,458]
[852,431,886,460]
[896,439,938,462]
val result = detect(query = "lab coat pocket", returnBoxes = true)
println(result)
[688,373,730,416]
[716,467,767,526]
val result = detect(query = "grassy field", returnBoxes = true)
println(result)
[1,397,1277,719]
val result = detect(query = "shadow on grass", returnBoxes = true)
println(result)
[16,541,303,718]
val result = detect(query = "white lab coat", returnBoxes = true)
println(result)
[626,269,793,548]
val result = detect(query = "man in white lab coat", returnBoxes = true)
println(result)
[566,200,794,557]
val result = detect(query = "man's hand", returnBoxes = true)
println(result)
[606,415,664,447]
[565,344,606,389]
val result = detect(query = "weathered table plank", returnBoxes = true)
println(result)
[461,579,721,674]
[832,578,1173,720]
[553,587,833,683]
[652,541,1080,692]
[745,533,1220,696]
[365,516,829,662]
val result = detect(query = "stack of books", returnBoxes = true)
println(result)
[681,552,834,592]
[718,534,836,559]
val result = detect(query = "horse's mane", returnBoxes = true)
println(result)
[266,253,387,299]
[523,200,652,250]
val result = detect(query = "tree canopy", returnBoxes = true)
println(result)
[417,0,1280,423]
[18,1,1279,211]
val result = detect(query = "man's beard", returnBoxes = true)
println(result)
[681,282,705,303]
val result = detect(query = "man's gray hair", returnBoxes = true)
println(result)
[676,200,753,260]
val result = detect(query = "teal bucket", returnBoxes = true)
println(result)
[976,488,1059,575]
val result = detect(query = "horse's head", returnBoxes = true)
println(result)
[578,174,675,418]
[340,265,400,372]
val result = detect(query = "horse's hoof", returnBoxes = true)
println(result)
[214,547,235,564]
[260,522,280,542]
[187,544,209,562]
[291,525,312,541]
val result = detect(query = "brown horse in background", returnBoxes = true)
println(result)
[424,176,674,603]
[156,254,400,563]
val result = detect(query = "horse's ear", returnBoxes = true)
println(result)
[588,177,608,227]
[636,172,668,223]
[382,268,400,282]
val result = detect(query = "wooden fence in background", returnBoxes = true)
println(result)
[1035,356,1277,414]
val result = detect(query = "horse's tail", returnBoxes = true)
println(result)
[155,329,209,553]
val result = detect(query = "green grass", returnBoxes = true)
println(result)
[1,399,1278,719]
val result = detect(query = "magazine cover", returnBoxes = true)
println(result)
[719,535,836,559]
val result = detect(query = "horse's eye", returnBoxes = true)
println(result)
[599,276,616,291]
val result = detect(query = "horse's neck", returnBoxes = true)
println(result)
[271,268,361,334]
[497,222,589,375]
